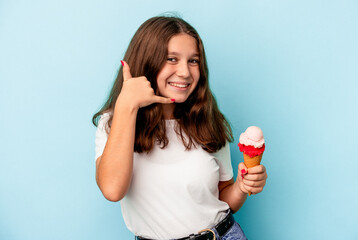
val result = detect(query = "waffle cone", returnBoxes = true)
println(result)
[243,153,263,168]
[243,153,263,196]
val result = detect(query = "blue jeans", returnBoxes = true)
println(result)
[210,221,247,240]
[135,212,247,240]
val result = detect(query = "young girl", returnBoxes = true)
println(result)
[93,16,267,240]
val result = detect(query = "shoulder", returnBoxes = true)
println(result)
[100,111,112,119]
[97,112,112,127]
[210,141,231,158]
[95,112,113,139]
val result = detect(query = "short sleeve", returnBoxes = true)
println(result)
[94,113,111,161]
[211,142,234,181]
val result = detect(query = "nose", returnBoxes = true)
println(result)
[175,61,190,79]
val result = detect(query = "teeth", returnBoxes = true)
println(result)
[169,82,189,88]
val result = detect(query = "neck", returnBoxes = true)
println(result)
[162,103,175,120]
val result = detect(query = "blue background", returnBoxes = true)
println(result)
[1,0,357,239]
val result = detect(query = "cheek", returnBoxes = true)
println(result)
[192,69,200,85]
[157,67,173,84]
[156,72,167,87]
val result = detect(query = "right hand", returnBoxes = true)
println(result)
[116,60,174,110]
[236,162,267,195]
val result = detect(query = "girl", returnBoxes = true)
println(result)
[93,16,267,240]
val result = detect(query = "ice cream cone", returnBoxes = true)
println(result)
[243,153,263,196]
[243,153,263,168]
[238,126,265,196]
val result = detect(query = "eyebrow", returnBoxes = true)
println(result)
[168,51,200,57]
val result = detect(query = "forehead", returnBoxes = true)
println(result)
[167,34,199,54]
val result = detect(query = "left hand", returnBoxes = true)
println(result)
[236,162,268,195]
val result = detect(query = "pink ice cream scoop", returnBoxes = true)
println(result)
[239,126,265,148]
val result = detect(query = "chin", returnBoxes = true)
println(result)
[173,97,188,103]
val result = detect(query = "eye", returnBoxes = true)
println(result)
[189,59,200,65]
[167,57,177,62]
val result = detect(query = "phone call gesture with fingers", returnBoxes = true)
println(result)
[118,60,174,111]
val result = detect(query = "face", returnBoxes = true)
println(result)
[156,34,200,105]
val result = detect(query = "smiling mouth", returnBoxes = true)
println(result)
[168,82,190,88]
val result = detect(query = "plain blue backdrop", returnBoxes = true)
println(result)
[1,0,357,239]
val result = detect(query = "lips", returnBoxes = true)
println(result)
[168,82,190,89]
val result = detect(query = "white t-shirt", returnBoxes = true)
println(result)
[95,113,234,239]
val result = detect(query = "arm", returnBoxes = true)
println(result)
[219,178,247,213]
[96,102,138,202]
[96,61,173,202]
[219,162,267,213]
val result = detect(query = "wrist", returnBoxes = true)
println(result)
[234,180,248,198]
[115,95,139,114]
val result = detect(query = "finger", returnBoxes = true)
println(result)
[239,184,249,194]
[244,172,267,181]
[243,178,266,188]
[238,162,248,179]
[247,164,266,174]
[152,95,175,104]
[245,186,264,195]
[121,60,132,81]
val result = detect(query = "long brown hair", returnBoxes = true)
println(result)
[92,16,233,153]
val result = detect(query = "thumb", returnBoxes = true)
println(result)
[152,95,175,104]
[238,162,248,177]
[121,60,132,81]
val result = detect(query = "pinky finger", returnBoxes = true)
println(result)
[154,96,175,104]
[246,186,264,195]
